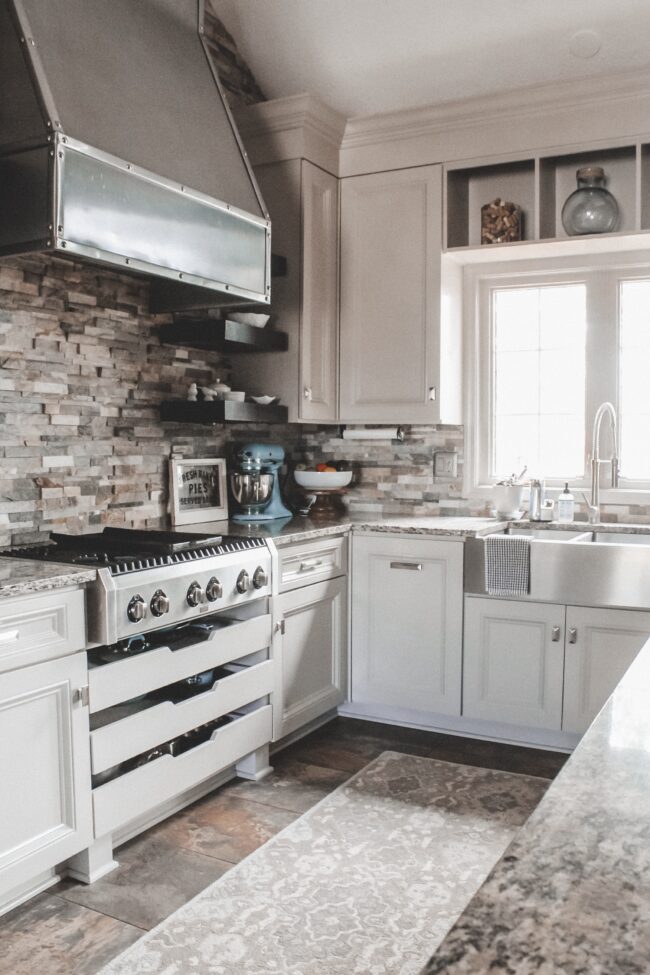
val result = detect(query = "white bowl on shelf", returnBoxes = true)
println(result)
[228,312,270,328]
[250,395,279,406]
[294,470,353,491]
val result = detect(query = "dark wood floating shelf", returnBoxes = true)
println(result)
[160,400,288,425]
[159,318,289,354]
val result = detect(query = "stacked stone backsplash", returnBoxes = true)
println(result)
[204,2,265,109]
[0,254,479,549]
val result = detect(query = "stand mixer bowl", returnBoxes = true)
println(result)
[229,472,274,516]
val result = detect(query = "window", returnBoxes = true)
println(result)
[619,279,650,480]
[467,257,650,498]
[492,284,586,480]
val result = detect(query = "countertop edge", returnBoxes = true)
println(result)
[0,559,97,599]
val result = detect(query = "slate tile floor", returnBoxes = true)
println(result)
[0,718,568,975]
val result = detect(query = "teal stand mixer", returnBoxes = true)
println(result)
[230,443,293,522]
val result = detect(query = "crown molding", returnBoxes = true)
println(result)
[235,94,347,172]
[234,68,650,176]
[341,67,650,151]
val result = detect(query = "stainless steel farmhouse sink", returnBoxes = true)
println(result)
[465,527,650,609]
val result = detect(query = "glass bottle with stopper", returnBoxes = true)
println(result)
[561,166,618,236]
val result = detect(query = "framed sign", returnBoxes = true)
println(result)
[169,457,228,525]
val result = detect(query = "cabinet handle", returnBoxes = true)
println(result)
[568,627,578,644]
[303,386,312,401]
[74,685,90,707]
[274,619,285,635]
[299,559,323,572]
[390,561,423,571]
[428,386,437,402]
[0,629,19,643]
[551,626,561,642]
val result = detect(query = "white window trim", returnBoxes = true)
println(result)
[463,250,650,506]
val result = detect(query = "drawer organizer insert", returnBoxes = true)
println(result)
[92,704,273,837]
[90,650,273,775]
[88,613,272,712]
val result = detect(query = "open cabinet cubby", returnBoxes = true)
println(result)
[445,139,650,254]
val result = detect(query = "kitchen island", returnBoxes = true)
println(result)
[421,631,650,974]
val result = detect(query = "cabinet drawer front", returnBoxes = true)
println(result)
[0,589,86,674]
[91,659,274,773]
[89,614,272,712]
[279,536,347,592]
[92,705,272,836]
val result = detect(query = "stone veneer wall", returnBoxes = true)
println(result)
[0,255,485,548]
[204,3,265,109]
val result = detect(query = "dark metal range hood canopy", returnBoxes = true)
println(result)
[0,0,271,310]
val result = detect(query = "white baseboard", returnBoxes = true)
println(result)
[337,702,578,753]
[0,868,59,918]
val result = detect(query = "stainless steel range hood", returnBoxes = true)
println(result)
[0,0,270,311]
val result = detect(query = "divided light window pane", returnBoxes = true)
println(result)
[492,284,586,480]
[619,279,650,480]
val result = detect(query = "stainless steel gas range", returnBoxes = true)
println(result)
[13,527,276,880]
[16,527,272,646]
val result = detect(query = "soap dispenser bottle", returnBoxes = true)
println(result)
[557,483,575,524]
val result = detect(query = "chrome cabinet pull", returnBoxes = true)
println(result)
[74,686,90,707]
[568,627,578,644]
[390,561,423,571]
[0,629,19,644]
[274,619,285,635]
[303,386,312,401]
[299,558,323,572]
[551,626,561,642]
[428,386,437,402]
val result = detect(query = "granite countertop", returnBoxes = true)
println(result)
[186,514,502,546]
[421,637,650,975]
[0,558,96,599]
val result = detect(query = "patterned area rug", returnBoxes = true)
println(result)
[99,751,548,975]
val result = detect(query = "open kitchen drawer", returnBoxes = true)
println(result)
[89,614,272,712]
[93,704,272,837]
[90,657,273,773]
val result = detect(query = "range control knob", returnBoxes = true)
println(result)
[127,594,147,624]
[206,577,223,602]
[186,581,205,607]
[236,569,251,594]
[150,589,170,617]
[252,566,269,590]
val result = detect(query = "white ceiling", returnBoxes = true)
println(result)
[212,0,650,118]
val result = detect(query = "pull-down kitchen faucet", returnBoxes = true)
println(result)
[584,402,619,525]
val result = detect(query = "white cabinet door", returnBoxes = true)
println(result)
[231,159,339,423]
[276,577,347,739]
[463,597,565,730]
[563,606,650,734]
[300,160,339,422]
[0,652,92,895]
[339,165,443,423]
[351,536,463,715]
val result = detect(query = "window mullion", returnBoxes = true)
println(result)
[585,269,619,476]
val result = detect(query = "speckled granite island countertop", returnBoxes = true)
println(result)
[0,557,96,599]
[186,514,501,546]
[421,636,650,975]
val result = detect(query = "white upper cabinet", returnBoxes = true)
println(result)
[231,159,339,423]
[340,164,458,424]
[300,161,339,422]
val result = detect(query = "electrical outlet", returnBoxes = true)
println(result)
[434,450,458,478]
